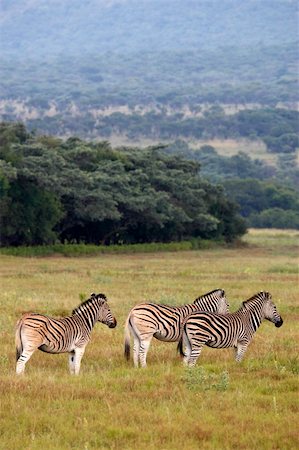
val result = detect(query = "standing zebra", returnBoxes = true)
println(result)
[180,291,283,367]
[124,289,229,368]
[15,293,117,375]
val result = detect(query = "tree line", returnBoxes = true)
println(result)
[0,122,246,247]
[166,142,299,229]
[96,108,299,153]
[8,107,296,155]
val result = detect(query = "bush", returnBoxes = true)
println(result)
[249,208,299,229]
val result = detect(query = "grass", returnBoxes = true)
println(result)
[0,229,298,449]
[0,239,223,257]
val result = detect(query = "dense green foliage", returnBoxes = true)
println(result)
[167,142,299,189]
[165,142,299,229]
[97,108,298,151]
[223,180,299,229]
[0,123,246,246]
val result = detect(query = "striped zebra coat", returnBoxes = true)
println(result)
[124,289,229,367]
[15,293,117,375]
[180,291,283,367]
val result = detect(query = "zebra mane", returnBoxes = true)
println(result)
[193,289,225,303]
[72,293,107,315]
[242,291,271,309]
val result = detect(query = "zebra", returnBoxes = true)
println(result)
[124,288,229,368]
[15,293,117,375]
[180,291,283,367]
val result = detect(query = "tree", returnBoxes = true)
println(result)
[0,123,247,246]
[250,208,299,229]
[1,177,63,246]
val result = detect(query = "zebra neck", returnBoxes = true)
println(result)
[240,307,263,334]
[74,307,97,330]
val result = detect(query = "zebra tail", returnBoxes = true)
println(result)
[15,319,23,361]
[177,338,185,357]
[124,316,131,360]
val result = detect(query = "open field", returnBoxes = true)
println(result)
[0,229,298,449]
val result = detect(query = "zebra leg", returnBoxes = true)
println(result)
[235,342,248,362]
[183,334,192,366]
[139,338,152,368]
[16,330,44,375]
[16,346,37,374]
[187,344,204,367]
[129,323,141,367]
[68,351,76,374]
[133,338,140,368]
[73,347,86,375]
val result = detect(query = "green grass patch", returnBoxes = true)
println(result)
[0,241,191,257]
[268,264,299,274]
[183,367,230,391]
[0,238,227,257]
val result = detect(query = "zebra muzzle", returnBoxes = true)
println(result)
[108,318,117,328]
[275,318,283,328]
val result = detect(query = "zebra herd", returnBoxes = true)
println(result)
[15,289,283,375]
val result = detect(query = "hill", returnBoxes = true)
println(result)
[1,1,298,120]
[1,0,297,56]
[0,1,298,163]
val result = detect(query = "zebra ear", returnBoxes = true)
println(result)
[96,293,107,302]
[260,291,271,298]
[242,299,250,308]
[90,293,96,298]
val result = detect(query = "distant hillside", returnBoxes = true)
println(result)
[0,0,298,141]
[1,0,297,56]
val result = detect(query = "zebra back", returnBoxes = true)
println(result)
[125,288,228,347]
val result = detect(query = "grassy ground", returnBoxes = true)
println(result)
[0,229,298,449]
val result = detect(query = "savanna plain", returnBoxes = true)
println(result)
[0,229,298,450]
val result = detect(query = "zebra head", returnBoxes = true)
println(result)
[216,289,230,314]
[261,292,283,328]
[91,293,117,328]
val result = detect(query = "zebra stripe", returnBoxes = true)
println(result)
[124,288,229,368]
[15,293,117,375]
[181,291,283,367]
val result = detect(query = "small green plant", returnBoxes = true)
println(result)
[275,357,299,375]
[183,367,230,391]
[79,293,87,302]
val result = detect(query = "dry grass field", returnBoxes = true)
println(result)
[0,229,298,449]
